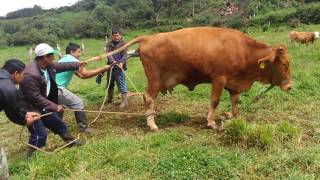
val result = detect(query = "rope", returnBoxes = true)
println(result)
[120,67,144,101]
[65,109,146,116]
[19,126,81,155]
[89,66,114,125]
[250,85,274,104]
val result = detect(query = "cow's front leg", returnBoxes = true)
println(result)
[207,77,226,129]
[230,91,240,117]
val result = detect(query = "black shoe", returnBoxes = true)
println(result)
[59,131,74,142]
[107,90,114,103]
[75,111,92,133]
[79,126,94,133]
[66,139,86,147]
[26,147,36,160]
[96,73,104,84]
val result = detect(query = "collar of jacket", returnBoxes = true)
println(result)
[0,69,11,80]
[110,40,124,47]
[34,60,48,75]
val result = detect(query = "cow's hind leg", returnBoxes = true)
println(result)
[207,76,226,129]
[144,84,160,131]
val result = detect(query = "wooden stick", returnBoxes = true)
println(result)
[84,55,106,63]
[39,112,54,118]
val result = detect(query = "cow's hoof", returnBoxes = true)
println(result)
[207,123,218,130]
[221,112,233,119]
[149,126,159,131]
[218,122,225,132]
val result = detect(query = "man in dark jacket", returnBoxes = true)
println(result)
[0,59,41,179]
[0,59,40,126]
[20,43,86,156]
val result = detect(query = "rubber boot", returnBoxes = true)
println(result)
[74,111,93,133]
[119,93,128,111]
[107,89,114,103]
[26,147,36,160]
[59,130,85,147]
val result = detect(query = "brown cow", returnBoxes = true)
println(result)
[106,27,292,130]
[289,31,319,45]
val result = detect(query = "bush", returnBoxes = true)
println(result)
[223,118,274,150]
[287,18,301,28]
[276,121,299,143]
[0,38,8,48]
[246,125,274,150]
[286,3,320,24]
[223,118,249,145]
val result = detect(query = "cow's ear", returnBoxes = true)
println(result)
[257,51,276,69]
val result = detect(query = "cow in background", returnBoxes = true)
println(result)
[107,27,292,131]
[289,31,319,45]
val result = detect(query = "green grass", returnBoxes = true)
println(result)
[1,25,320,179]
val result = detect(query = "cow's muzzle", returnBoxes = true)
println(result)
[280,81,292,92]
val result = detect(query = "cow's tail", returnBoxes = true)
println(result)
[105,36,148,57]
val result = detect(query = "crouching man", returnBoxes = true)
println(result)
[0,59,41,178]
[56,43,111,133]
[20,43,86,157]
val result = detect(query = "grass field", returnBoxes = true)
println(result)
[1,25,320,179]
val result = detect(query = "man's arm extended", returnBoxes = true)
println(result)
[75,65,110,79]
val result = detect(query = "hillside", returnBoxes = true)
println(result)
[1,25,320,178]
[0,0,320,47]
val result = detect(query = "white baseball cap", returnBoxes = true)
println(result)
[34,43,58,57]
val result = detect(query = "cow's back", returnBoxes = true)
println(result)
[140,27,256,77]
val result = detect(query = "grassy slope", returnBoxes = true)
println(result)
[0,25,320,179]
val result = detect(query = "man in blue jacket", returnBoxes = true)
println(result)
[100,29,128,110]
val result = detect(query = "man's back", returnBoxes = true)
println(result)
[56,55,79,88]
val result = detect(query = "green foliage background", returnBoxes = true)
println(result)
[1,0,320,47]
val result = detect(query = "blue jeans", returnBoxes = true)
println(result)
[27,112,68,148]
[107,68,127,94]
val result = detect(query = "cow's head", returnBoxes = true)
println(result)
[314,32,319,39]
[258,45,292,92]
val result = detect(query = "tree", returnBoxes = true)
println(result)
[6,5,45,19]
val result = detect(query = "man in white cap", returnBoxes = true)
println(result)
[20,43,86,157]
